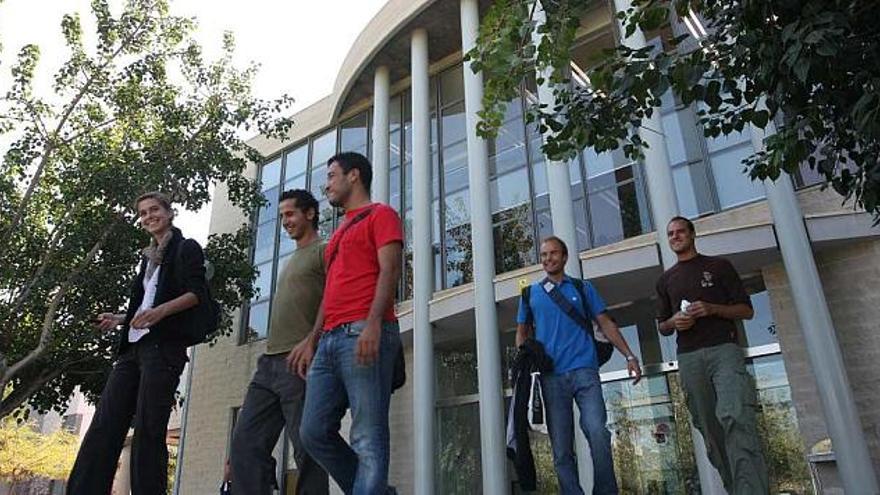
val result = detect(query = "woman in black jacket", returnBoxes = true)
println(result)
[68,191,208,495]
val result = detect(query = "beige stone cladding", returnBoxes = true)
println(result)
[764,237,880,495]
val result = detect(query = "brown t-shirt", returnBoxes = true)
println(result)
[655,254,751,354]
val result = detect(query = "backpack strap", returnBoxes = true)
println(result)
[520,285,533,325]
[326,207,374,271]
[542,277,594,331]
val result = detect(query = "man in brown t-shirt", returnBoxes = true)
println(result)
[656,216,769,494]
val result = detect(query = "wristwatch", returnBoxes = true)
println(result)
[625,355,638,362]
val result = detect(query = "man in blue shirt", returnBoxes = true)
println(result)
[516,236,641,495]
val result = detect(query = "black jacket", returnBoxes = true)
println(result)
[507,338,553,492]
[117,227,207,354]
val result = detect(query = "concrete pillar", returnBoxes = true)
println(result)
[612,0,680,269]
[461,0,509,492]
[751,123,880,494]
[372,65,391,203]
[112,442,132,495]
[410,28,436,495]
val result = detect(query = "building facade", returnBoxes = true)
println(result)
[177,0,880,493]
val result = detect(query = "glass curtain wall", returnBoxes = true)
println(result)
[435,278,813,494]
[244,111,371,342]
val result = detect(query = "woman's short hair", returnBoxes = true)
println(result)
[134,191,173,215]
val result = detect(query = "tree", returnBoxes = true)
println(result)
[466,0,880,221]
[0,0,293,419]
[0,415,77,492]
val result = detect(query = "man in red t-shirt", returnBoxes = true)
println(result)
[291,151,403,495]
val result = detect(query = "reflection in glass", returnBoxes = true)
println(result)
[436,403,482,493]
[340,112,369,156]
[261,157,282,191]
[247,301,270,340]
[285,145,309,182]
[710,143,765,209]
[257,186,280,226]
[253,262,272,302]
[254,222,276,265]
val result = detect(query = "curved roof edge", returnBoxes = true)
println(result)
[328,0,440,120]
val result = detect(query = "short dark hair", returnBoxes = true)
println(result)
[667,216,695,233]
[540,236,569,258]
[327,151,373,193]
[280,189,320,230]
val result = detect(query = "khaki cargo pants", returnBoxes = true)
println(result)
[678,342,770,494]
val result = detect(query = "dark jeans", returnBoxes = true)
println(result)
[231,353,328,495]
[68,340,187,495]
[300,322,400,495]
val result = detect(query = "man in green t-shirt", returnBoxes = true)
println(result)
[230,189,329,495]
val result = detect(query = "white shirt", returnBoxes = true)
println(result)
[129,264,161,343]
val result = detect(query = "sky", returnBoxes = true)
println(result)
[0,0,387,243]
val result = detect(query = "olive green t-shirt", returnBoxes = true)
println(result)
[266,241,325,355]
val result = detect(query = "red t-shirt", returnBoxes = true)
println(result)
[322,203,403,330]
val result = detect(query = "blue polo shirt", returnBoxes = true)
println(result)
[516,276,607,374]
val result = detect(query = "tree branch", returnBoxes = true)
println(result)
[2,7,156,242]
[0,219,119,392]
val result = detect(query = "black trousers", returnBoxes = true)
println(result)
[230,353,329,495]
[68,339,187,495]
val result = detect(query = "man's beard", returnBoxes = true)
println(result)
[328,197,343,207]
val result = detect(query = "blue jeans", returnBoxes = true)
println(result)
[541,367,618,495]
[300,321,401,495]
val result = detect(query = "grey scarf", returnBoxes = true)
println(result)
[141,230,173,281]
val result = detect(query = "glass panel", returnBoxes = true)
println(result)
[284,145,309,182]
[445,189,472,288]
[583,147,615,179]
[317,199,334,239]
[436,403,482,493]
[440,65,465,106]
[672,164,700,219]
[261,157,282,191]
[663,111,688,166]
[253,261,273,302]
[436,340,478,399]
[604,374,701,494]
[257,186,280,225]
[599,324,642,374]
[254,222,276,265]
[390,94,402,132]
[747,355,813,493]
[490,168,531,213]
[493,206,535,274]
[705,127,752,154]
[488,107,528,176]
[310,130,337,196]
[587,167,646,247]
[283,174,306,194]
[741,290,778,347]
[246,301,270,341]
[710,143,765,209]
[340,112,369,156]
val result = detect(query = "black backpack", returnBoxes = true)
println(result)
[173,240,221,346]
[521,279,614,366]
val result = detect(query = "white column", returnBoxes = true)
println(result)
[461,0,509,493]
[751,124,880,494]
[410,28,436,495]
[612,0,680,269]
[372,66,391,203]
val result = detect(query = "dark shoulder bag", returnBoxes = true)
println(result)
[173,240,221,346]
[541,278,615,366]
